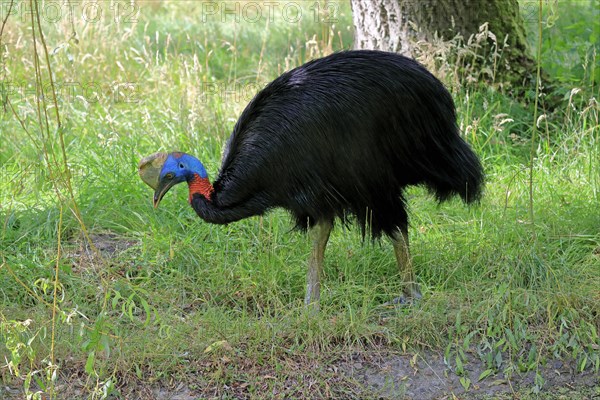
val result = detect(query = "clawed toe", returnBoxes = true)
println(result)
[382,287,422,307]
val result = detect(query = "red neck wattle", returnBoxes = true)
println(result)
[188,173,214,203]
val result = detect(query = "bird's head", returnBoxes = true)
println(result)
[138,151,208,208]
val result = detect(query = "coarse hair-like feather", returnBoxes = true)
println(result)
[192,50,484,239]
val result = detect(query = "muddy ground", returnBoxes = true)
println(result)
[338,351,599,399]
[1,350,598,399]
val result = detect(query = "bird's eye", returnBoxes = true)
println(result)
[179,163,185,169]
[165,173,174,180]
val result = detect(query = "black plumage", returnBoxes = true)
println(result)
[191,50,483,239]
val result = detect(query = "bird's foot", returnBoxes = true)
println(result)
[383,295,417,307]
[382,285,422,307]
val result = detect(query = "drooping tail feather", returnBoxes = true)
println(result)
[427,132,484,204]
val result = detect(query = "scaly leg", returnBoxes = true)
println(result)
[305,220,333,311]
[391,226,422,303]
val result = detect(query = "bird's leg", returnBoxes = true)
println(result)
[391,226,422,303]
[305,220,332,311]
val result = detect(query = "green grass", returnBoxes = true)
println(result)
[1,1,599,399]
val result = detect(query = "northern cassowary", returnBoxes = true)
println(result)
[139,50,483,309]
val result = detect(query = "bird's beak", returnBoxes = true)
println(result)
[153,178,177,208]
[139,152,168,207]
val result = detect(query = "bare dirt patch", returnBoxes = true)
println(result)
[73,232,137,258]
[65,231,138,273]
[2,350,597,399]
[337,350,599,399]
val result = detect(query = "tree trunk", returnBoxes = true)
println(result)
[350,0,535,88]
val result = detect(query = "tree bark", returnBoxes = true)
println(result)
[350,0,535,87]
